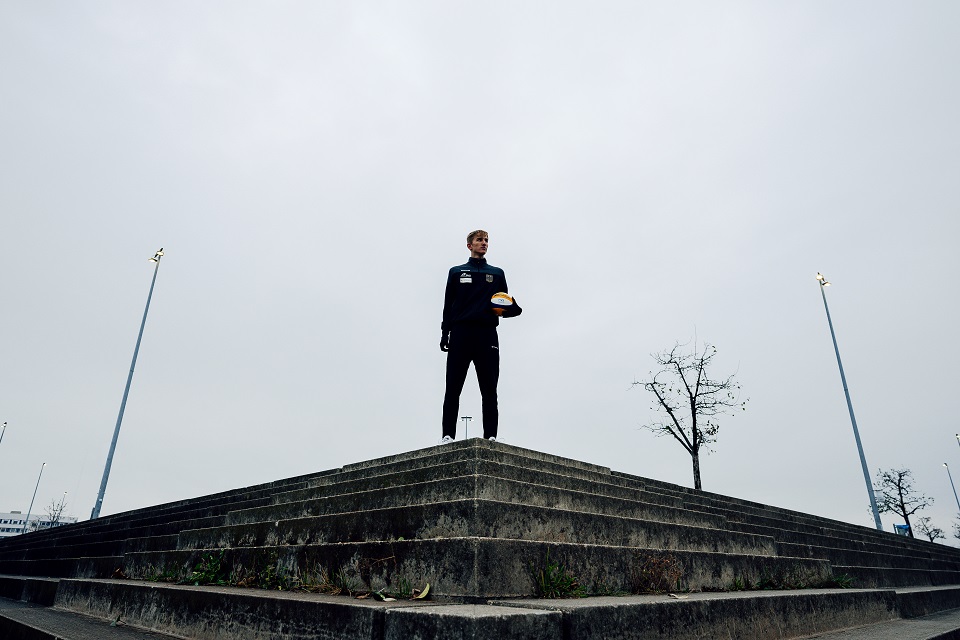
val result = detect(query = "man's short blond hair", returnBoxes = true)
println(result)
[467,229,489,243]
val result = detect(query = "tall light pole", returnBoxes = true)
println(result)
[91,249,164,520]
[944,463,960,513]
[461,416,472,439]
[816,273,883,531]
[23,462,46,535]
[0,421,6,446]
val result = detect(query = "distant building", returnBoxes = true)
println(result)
[0,511,78,537]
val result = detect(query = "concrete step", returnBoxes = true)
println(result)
[0,576,60,606]
[635,487,960,568]
[225,471,729,532]
[493,588,960,640]
[293,443,955,570]
[780,542,960,573]
[176,498,777,556]
[4,438,960,639]
[265,456,682,515]
[0,557,122,580]
[0,471,332,555]
[122,537,833,600]
[49,580,468,640]
[738,520,960,563]
[16,578,960,640]
[342,439,611,477]
[0,513,242,565]
[635,473,951,555]
[836,565,960,589]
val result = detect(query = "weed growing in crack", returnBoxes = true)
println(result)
[629,552,684,594]
[530,550,588,598]
[182,550,230,586]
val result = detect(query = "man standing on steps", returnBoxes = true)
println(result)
[440,229,522,444]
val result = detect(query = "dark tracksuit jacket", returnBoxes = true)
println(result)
[441,257,521,439]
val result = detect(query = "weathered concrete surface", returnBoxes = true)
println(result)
[178,498,774,556]
[0,576,60,606]
[497,590,901,640]
[0,596,180,639]
[123,537,832,600]
[54,578,433,640]
[803,607,960,639]
[226,467,709,529]
[896,587,960,618]
[4,439,960,638]
[383,604,561,640]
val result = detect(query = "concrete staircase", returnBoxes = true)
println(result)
[2,439,959,639]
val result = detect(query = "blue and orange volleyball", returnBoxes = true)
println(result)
[491,292,514,316]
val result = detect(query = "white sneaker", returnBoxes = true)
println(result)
[487,437,497,442]
[439,435,454,444]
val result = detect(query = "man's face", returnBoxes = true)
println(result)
[468,235,488,258]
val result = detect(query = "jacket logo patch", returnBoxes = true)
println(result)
[460,275,472,283]
[485,274,494,282]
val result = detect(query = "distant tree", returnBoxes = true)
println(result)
[45,494,68,527]
[872,468,932,539]
[953,517,960,542]
[27,494,69,533]
[915,516,944,543]
[633,341,747,490]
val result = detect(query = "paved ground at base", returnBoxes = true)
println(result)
[800,607,960,640]
[0,597,181,640]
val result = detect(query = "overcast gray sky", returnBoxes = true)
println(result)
[2,1,958,541]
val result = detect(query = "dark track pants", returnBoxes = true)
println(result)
[442,325,500,439]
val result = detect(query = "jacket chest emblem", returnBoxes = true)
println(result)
[460,273,472,284]
[485,274,494,283]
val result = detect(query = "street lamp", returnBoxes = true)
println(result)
[816,273,883,531]
[945,463,960,513]
[91,249,164,520]
[23,462,46,535]
[461,416,472,439]
[0,421,6,447]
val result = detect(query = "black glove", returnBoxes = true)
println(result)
[502,297,522,318]
[440,331,450,352]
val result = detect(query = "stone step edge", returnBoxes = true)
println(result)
[173,497,775,554]
[283,455,960,564]
[0,575,60,606]
[490,588,960,640]
[342,439,612,476]
[44,579,960,640]
[251,463,691,525]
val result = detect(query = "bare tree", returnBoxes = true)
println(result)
[915,516,944,543]
[633,341,747,490]
[27,494,69,533]
[872,468,931,538]
[45,493,68,527]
